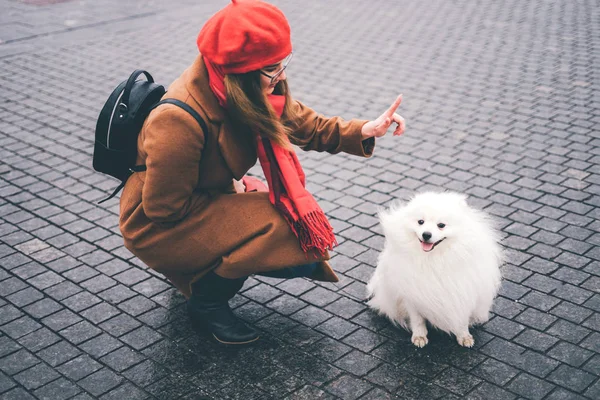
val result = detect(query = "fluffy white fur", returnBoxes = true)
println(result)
[367,191,503,348]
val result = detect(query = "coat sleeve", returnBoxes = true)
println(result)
[141,106,206,224]
[288,100,375,157]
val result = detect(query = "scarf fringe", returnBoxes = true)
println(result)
[288,210,338,257]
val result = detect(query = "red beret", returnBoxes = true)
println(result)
[197,0,292,75]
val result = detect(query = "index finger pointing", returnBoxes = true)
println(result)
[385,94,403,116]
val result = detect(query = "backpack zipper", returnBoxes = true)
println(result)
[106,89,125,149]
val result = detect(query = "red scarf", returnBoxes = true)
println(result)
[204,58,337,256]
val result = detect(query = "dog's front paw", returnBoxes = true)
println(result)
[458,334,475,348]
[411,335,428,348]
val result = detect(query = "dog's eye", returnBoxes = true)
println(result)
[418,220,424,225]
[437,223,446,229]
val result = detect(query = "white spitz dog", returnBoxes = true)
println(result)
[367,191,503,348]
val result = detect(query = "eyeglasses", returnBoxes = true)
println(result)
[260,52,293,85]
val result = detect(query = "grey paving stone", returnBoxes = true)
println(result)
[45,256,81,274]
[510,350,561,378]
[585,380,600,400]
[117,295,157,316]
[0,316,42,340]
[545,388,589,400]
[365,363,415,393]
[98,284,137,304]
[266,293,307,315]
[9,262,45,280]
[120,326,163,351]
[59,321,102,345]
[21,297,61,319]
[507,373,555,400]
[324,296,366,319]
[121,359,168,388]
[300,286,341,307]
[26,271,63,290]
[78,368,124,397]
[499,281,531,300]
[580,332,600,353]
[0,278,27,297]
[13,363,60,390]
[56,354,102,381]
[280,325,326,348]
[285,384,336,400]
[16,327,60,353]
[324,374,373,400]
[480,337,525,363]
[100,383,151,400]
[28,247,68,265]
[243,283,283,304]
[112,268,151,286]
[433,367,482,396]
[553,284,594,305]
[6,287,44,307]
[1,387,37,400]
[547,364,596,393]
[100,347,146,372]
[79,333,123,358]
[546,319,592,345]
[548,341,594,368]
[290,305,332,327]
[465,382,516,400]
[0,349,39,375]
[471,358,519,386]
[514,307,558,330]
[501,264,534,282]
[334,350,382,376]
[0,370,17,394]
[132,277,171,297]
[0,336,20,359]
[80,274,117,294]
[315,317,359,340]
[483,316,526,339]
[550,301,593,324]
[33,377,81,400]
[98,313,142,337]
[342,327,387,352]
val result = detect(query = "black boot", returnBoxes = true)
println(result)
[188,271,259,345]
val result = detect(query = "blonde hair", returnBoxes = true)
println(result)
[224,71,298,149]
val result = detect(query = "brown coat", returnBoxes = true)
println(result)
[119,55,374,298]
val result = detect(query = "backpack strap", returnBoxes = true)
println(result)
[152,98,208,135]
[98,99,208,204]
[98,165,147,204]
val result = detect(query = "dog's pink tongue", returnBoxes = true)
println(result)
[421,241,434,252]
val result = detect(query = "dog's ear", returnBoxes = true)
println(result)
[378,200,406,238]
[444,191,468,207]
[455,193,469,206]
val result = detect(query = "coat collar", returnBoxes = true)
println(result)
[184,54,226,123]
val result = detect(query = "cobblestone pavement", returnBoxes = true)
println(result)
[1,0,599,399]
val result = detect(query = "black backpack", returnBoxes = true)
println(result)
[93,69,208,204]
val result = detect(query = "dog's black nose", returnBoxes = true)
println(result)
[422,232,432,242]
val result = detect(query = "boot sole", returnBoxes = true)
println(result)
[188,314,260,345]
[212,333,260,345]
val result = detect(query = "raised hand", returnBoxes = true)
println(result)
[361,94,406,140]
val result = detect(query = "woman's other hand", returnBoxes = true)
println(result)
[233,179,246,193]
[361,94,405,140]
